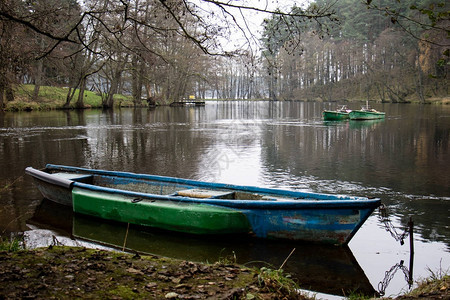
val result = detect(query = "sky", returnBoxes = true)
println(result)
[192,0,310,52]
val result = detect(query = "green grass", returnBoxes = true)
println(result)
[0,235,24,252]
[404,268,449,298]
[257,267,302,297]
[6,84,135,111]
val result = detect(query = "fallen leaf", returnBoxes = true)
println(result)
[165,292,179,299]
[145,283,157,289]
[126,268,144,275]
[171,277,181,284]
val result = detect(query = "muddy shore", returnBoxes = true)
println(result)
[0,246,304,299]
[1,246,448,299]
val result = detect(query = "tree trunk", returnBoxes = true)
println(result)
[416,64,426,103]
[132,59,144,107]
[268,64,278,100]
[103,70,122,109]
[32,85,40,102]
[76,77,87,108]
[32,58,44,102]
[5,86,14,102]
[0,85,4,110]
[64,86,79,108]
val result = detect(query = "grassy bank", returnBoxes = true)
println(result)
[5,84,135,111]
[397,269,449,299]
[4,84,449,111]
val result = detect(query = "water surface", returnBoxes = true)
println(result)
[1,101,449,297]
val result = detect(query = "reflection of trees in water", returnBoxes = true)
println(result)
[81,108,207,179]
[258,103,450,247]
[0,110,92,233]
[391,198,450,248]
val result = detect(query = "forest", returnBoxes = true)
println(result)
[0,0,448,109]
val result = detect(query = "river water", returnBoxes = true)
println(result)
[1,101,449,297]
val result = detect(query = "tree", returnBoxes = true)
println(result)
[258,0,448,102]
[0,0,82,108]
[1,0,337,57]
[261,3,338,100]
[364,0,449,46]
[1,0,339,107]
[0,11,20,108]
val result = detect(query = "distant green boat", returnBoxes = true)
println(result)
[323,106,352,121]
[349,109,385,120]
[349,102,385,120]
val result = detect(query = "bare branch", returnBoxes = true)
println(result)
[0,11,79,44]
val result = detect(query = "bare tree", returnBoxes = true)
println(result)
[1,0,337,107]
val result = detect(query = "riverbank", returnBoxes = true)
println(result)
[4,84,135,111]
[0,245,448,299]
[0,246,303,299]
[2,85,449,111]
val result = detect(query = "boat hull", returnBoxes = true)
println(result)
[349,110,385,120]
[26,165,381,245]
[72,187,251,235]
[243,207,375,244]
[323,111,350,121]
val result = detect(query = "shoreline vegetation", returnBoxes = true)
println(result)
[2,84,449,112]
[0,237,448,299]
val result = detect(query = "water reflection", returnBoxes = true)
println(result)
[348,119,385,129]
[378,260,413,297]
[29,198,376,297]
[1,102,449,296]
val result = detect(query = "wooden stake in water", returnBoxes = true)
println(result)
[122,223,130,252]
[408,217,414,285]
[279,248,296,270]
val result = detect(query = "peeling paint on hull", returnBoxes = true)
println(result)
[242,208,373,245]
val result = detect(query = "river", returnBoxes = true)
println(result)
[0,101,449,297]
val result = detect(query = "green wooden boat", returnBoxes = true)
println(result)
[349,110,385,120]
[323,106,351,121]
[349,102,385,120]
[72,187,250,235]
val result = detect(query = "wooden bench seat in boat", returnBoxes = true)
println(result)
[176,189,235,199]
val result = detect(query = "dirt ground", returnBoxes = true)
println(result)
[1,246,448,299]
[0,246,304,299]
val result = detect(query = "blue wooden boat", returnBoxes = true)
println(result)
[26,164,381,245]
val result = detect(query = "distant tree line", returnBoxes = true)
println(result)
[261,0,449,103]
[0,0,448,109]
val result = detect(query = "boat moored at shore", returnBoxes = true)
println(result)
[26,164,381,245]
